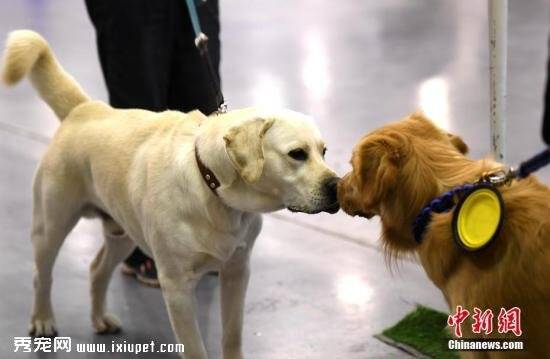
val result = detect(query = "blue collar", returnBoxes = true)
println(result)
[411,184,475,244]
[411,147,549,244]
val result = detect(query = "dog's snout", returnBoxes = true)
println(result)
[321,176,340,214]
[337,173,349,199]
[325,177,340,202]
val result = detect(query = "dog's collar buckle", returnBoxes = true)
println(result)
[195,146,221,196]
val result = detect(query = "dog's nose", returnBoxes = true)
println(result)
[325,176,340,203]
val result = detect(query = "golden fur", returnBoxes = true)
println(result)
[338,112,550,358]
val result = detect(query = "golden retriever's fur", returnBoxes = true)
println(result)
[338,112,550,358]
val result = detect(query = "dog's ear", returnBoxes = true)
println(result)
[411,111,469,155]
[447,133,469,154]
[356,131,408,211]
[223,117,274,183]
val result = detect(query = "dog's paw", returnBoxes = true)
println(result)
[92,313,122,334]
[29,318,58,337]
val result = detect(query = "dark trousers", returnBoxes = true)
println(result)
[85,0,221,265]
[543,38,550,145]
[85,0,220,114]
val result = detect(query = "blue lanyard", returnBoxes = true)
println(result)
[183,0,227,114]
[412,147,550,244]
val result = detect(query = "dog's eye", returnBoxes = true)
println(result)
[322,147,327,157]
[288,149,308,161]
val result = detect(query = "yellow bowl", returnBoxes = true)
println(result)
[453,185,504,251]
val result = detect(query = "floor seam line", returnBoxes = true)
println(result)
[0,121,51,144]
[266,213,418,264]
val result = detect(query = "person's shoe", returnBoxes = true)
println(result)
[121,258,160,288]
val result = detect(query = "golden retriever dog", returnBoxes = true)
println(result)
[2,30,339,359]
[338,112,550,358]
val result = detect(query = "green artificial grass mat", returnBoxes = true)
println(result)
[375,305,458,359]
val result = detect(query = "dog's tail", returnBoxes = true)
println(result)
[1,30,90,120]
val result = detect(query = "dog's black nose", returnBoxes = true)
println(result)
[325,176,340,203]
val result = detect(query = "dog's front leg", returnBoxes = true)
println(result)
[220,247,250,359]
[156,257,207,359]
[220,215,262,359]
[160,271,206,359]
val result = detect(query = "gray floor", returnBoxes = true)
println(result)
[1,0,549,358]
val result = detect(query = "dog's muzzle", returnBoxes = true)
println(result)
[321,176,340,214]
[285,177,340,214]
[324,176,338,200]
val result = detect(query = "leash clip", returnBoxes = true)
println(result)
[216,102,228,114]
[478,167,515,187]
[194,33,209,54]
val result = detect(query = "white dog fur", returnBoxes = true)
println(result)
[2,30,339,359]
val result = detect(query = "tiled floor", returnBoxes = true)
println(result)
[0,0,549,358]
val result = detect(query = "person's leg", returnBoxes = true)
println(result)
[85,0,173,110]
[543,37,550,145]
[167,0,221,114]
[85,0,175,285]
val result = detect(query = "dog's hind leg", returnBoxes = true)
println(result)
[89,217,135,334]
[29,169,81,337]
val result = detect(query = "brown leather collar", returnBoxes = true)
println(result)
[195,146,221,196]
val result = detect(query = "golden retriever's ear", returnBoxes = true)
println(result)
[223,118,274,183]
[411,111,469,155]
[447,133,469,154]
[358,131,407,210]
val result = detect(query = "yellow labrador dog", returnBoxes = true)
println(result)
[2,30,339,359]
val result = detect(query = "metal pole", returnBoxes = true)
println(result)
[488,0,508,162]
